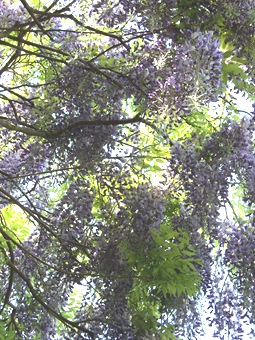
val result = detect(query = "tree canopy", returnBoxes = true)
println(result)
[0,0,255,338]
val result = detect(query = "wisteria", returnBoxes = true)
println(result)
[149,30,223,119]
[0,0,255,339]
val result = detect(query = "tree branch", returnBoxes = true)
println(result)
[0,214,14,316]
[4,258,95,338]
[19,0,53,40]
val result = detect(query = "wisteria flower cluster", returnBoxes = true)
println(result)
[150,30,223,120]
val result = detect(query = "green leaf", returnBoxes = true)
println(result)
[223,50,233,58]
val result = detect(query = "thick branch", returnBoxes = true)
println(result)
[48,115,144,138]
[0,118,47,137]
[0,114,172,145]
[0,115,143,139]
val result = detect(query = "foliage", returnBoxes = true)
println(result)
[0,0,255,339]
